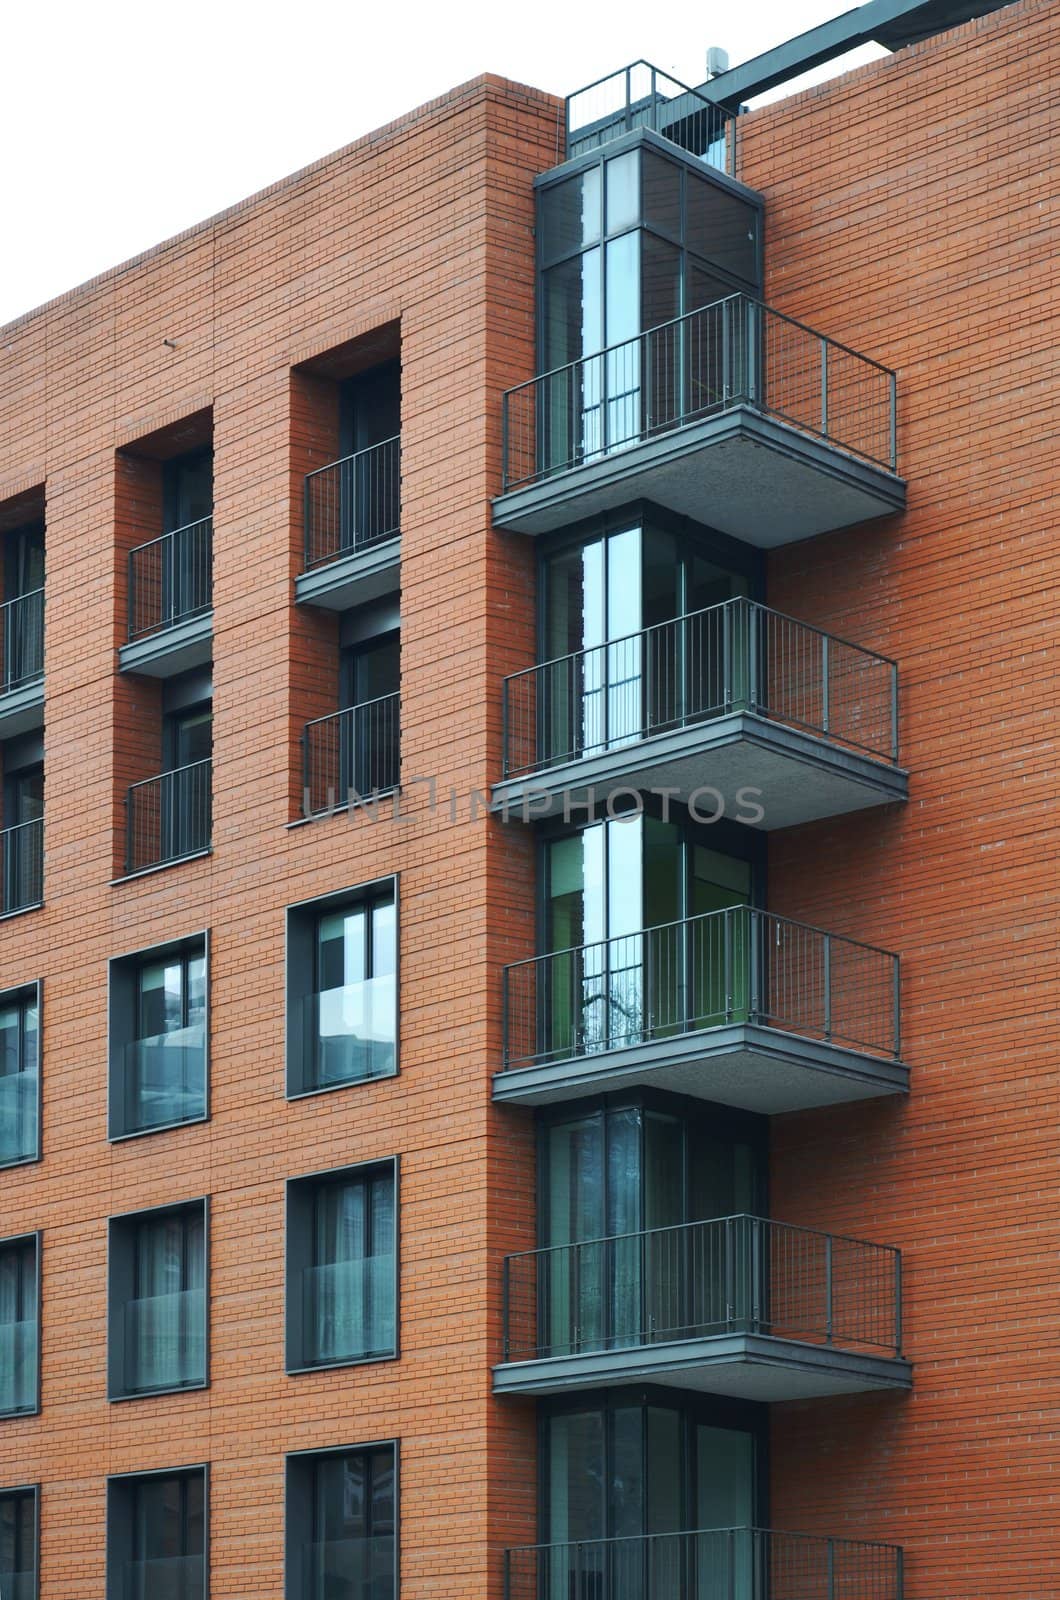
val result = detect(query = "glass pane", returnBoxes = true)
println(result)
[642,233,682,332]
[544,1408,605,1543]
[0,1003,21,1077]
[172,710,212,769]
[686,173,759,287]
[646,1407,683,1533]
[642,150,682,239]
[543,249,603,369]
[351,633,399,705]
[546,1115,604,1247]
[539,168,602,262]
[139,960,184,1037]
[606,151,639,235]
[696,1425,755,1528]
[611,1405,644,1538]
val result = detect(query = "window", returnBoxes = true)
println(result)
[0,1234,39,1417]
[109,938,207,1139]
[286,882,397,1096]
[0,1484,38,1600]
[107,1467,206,1600]
[1,519,45,694]
[286,1164,396,1373]
[0,735,42,915]
[0,984,40,1166]
[108,1202,207,1399]
[285,1443,396,1600]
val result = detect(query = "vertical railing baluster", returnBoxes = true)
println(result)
[821,336,829,438]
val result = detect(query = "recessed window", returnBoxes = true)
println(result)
[286,881,397,1096]
[109,937,207,1139]
[107,1467,206,1600]
[0,1483,38,1599]
[285,1443,396,1600]
[0,1234,39,1417]
[0,983,40,1167]
[108,1202,207,1400]
[286,1163,397,1373]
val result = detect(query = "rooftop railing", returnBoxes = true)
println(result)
[501,293,897,492]
[302,692,399,816]
[125,759,211,875]
[505,1527,904,1600]
[303,436,400,571]
[565,61,736,171]
[0,588,44,693]
[501,1213,902,1365]
[501,905,901,1071]
[128,517,212,641]
[502,596,898,778]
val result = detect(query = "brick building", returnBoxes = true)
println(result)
[0,0,1056,1594]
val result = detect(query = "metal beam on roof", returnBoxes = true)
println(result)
[698,0,1017,109]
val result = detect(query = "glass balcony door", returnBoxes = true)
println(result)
[312,894,396,1089]
[2,523,44,694]
[302,1445,396,1600]
[306,1170,395,1366]
[127,1211,205,1394]
[128,950,206,1132]
[123,1471,205,1600]
[541,815,751,1060]
[542,1398,759,1600]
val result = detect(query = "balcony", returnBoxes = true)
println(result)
[123,1286,206,1394]
[124,759,211,876]
[123,1024,207,1135]
[496,907,906,1113]
[494,598,906,828]
[0,818,43,917]
[119,517,213,677]
[565,60,736,169]
[121,1554,203,1600]
[504,1527,904,1600]
[296,437,401,610]
[0,588,44,739]
[0,1068,38,1166]
[494,1214,909,1401]
[302,692,399,816]
[493,294,904,543]
[0,1318,37,1416]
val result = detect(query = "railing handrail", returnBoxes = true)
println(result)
[0,816,42,839]
[126,757,211,797]
[127,514,213,560]
[0,585,44,614]
[304,434,400,485]
[303,690,399,735]
[502,292,896,405]
[502,594,898,685]
[507,1523,904,1557]
[501,902,898,975]
[502,1210,899,1267]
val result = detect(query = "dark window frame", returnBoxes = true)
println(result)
[106,1463,209,1600]
[108,933,210,1142]
[0,1480,40,1600]
[0,980,42,1169]
[285,1158,399,1376]
[285,877,399,1099]
[107,1198,209,1403]
[0,1231,40,1419]
[284,1439,398,1600]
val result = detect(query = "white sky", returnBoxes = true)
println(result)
[0,0,886,327]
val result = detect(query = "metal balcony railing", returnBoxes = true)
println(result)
[501,293,897,492]
[504,1526,904,1600]
[502,1213,902,1365]
[0,588,44,693]
[125,759,212,875]
[128,517,212,640]
[0,818,43,916]
[501,906,901,1071]
[303,436,400,570]
[502,597,898,778]
[303,693,399,815]
[565,61,736,170]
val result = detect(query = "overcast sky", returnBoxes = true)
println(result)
[0,0,885,327]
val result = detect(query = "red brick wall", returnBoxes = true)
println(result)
[735,3,1060,1593]
[0,75,554,1597]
